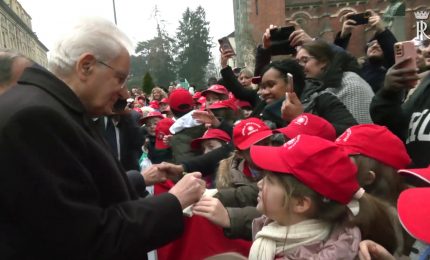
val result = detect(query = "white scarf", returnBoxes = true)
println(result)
[249,219,331,260]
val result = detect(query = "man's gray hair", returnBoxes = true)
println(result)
[0,49,25,85]
[48,17,133,77]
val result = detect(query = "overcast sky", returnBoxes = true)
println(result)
[18,0,235,58]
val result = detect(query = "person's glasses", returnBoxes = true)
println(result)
[97,60,130,88]
[296,56,315,66]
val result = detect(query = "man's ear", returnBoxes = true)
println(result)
[291,196,312,214]
[76,53,96,80]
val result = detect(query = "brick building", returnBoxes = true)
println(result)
[233,0,429,66]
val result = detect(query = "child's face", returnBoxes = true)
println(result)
[201,139,223,154]
[145,118,161,136]
[242,108,252,118]
[257,174,289,223]
[205,92,224,106]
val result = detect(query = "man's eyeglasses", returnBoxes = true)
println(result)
[296,56,315,66]
[97,60,130,88]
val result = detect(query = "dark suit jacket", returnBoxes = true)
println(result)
[0,65,183,260]
[96,114,143,171]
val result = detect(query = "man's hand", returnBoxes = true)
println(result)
[281,92,304,121]
[220,49,235,69]
[141,165,167,186]
[192,110,221,128]
[169,172,206,209]
[358,240,395,260]
[193,196,231,228]
[383,58,420,91]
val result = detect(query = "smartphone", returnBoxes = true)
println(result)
[287,73,294,93]
[394,41,417,71]
[348,12,371,25]
[218,37,235,55]
[394,41,418,88]
[270,26,295,42]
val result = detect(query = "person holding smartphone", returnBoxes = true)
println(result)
[334,9,398,93]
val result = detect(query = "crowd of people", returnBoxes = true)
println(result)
[0,9,429,260]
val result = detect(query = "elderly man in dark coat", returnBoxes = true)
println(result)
[0,17,205,260]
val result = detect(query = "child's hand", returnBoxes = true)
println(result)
[193,197,231,228]
[358,240,395,260]
[192,110,221,128]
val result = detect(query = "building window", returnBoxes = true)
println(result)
[255,0,258,15]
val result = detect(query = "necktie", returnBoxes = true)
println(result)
[105,117,119,159]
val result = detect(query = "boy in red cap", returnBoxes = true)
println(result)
[215,117,273,189]
[201,84,229,106]
[158,98,169,112]
[191,128,231,155]
[168,88,206,163]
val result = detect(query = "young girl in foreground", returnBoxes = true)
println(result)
[248,134,396,259]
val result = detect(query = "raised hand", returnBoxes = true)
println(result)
[192,110,221,128]
[281,92,304,121]
[220,49,235,69]
[262,24,277,49]
[289,29,313,47]
[366,10,385,34]
[340,11,357,38]
[383,58,420,91]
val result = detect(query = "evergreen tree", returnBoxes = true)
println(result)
[127,55,147,88]
[174,6,212,88]
[142,72,155,94]
[135,7,176,87]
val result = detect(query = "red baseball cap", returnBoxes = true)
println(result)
[335,124,411,169]
[398,167,430,185]
[398,187,430,244]
[159,98,169,104]
[201,84,229,97]
[233,117,273,150]
[168,89,194,112]
[193,91,202,100]
[140,111,164,125]
[190,129,231,150]
[236,100,252,109]
[251,134,359,204]
[197,96,206,105]
[133,107,143,115]
[275,113,336,141]
[149,100,159,109]
[155,118,175,149]
[209,99,238,112]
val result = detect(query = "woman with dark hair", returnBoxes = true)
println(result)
[220,50,356,133]
[297,40,374,123]
[258,59,357,135]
